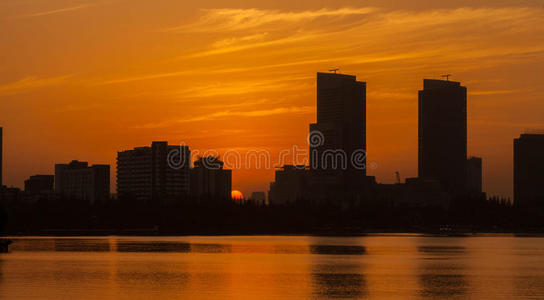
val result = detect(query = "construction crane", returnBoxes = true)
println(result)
[329,68,340,74]
[441,74,452,81]
[395,171,401,184]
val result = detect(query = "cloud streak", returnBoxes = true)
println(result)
[164,7,378,32]
[137,106,314,128]
[22,3,94,17]
[165,76,311,99]
[0,75,73,96]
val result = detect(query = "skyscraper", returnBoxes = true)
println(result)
[55,160,110,204]
[309,72,366,189]
[514,133,544,208]
[418,79,467,194]
[117,141,190,204]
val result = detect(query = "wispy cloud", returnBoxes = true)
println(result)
[53,103,98,113]
[212,33,269,49]
[163,75,311,100]
[469,89,520,96]
[0,75,72,96]
[190,32,320,58]
[56,4,534,100]
[95,70,194,85]
[137,106,314,128]
[165,5,544,66]
[22,3,94,17]
[164,7,378,32]
[368,90,414,100]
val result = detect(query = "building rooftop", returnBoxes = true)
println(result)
[423,79,461,89]
[517,133,544,140]
[317,72,358,81]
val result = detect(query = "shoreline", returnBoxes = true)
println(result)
[5,231,544,238]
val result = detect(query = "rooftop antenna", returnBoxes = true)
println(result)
[329,68,340,74]
[441,74,452,81]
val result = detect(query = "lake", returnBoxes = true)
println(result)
[1,235,544,299]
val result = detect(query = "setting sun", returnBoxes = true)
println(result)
[231,190,244,202]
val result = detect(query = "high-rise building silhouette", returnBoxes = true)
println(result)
[418,79,467,194]
[190,156,232,200]
[466,157,483,195]
[117,141,190,204]
[269,165,309,205]
[269,72,368,204]
[25,175,54,194]
[309,72,366,187]
[514,133,544,208]
[55,160,110,204]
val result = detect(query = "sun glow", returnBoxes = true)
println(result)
[231,190,244,202]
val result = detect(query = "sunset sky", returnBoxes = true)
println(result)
[1,0,543,199]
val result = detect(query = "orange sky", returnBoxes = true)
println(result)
[1,0,543,199]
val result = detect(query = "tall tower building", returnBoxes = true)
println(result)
[514,133,544,208]
[309,72,366,187]
[418,79,467,193]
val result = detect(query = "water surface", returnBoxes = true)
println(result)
[1,235,544,299]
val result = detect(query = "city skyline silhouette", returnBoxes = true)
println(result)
[1,1,544,200]
[0,71,542,201]
[3,2,544,300]
[1,71,542,207]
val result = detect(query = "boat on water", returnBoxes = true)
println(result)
[0,239,12,253]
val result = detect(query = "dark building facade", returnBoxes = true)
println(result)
[375,177,446,208]
[117,141,190,204]
[514,133,544,208]
[309,72,367,191]
[269,165,309,205]
[25,175,54,194]
[418,79,467,194]
[466,156,483,195]
[249,192,266,205]
[190,156,231,201]
[24,174,55,203]
[55,160,110,204]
